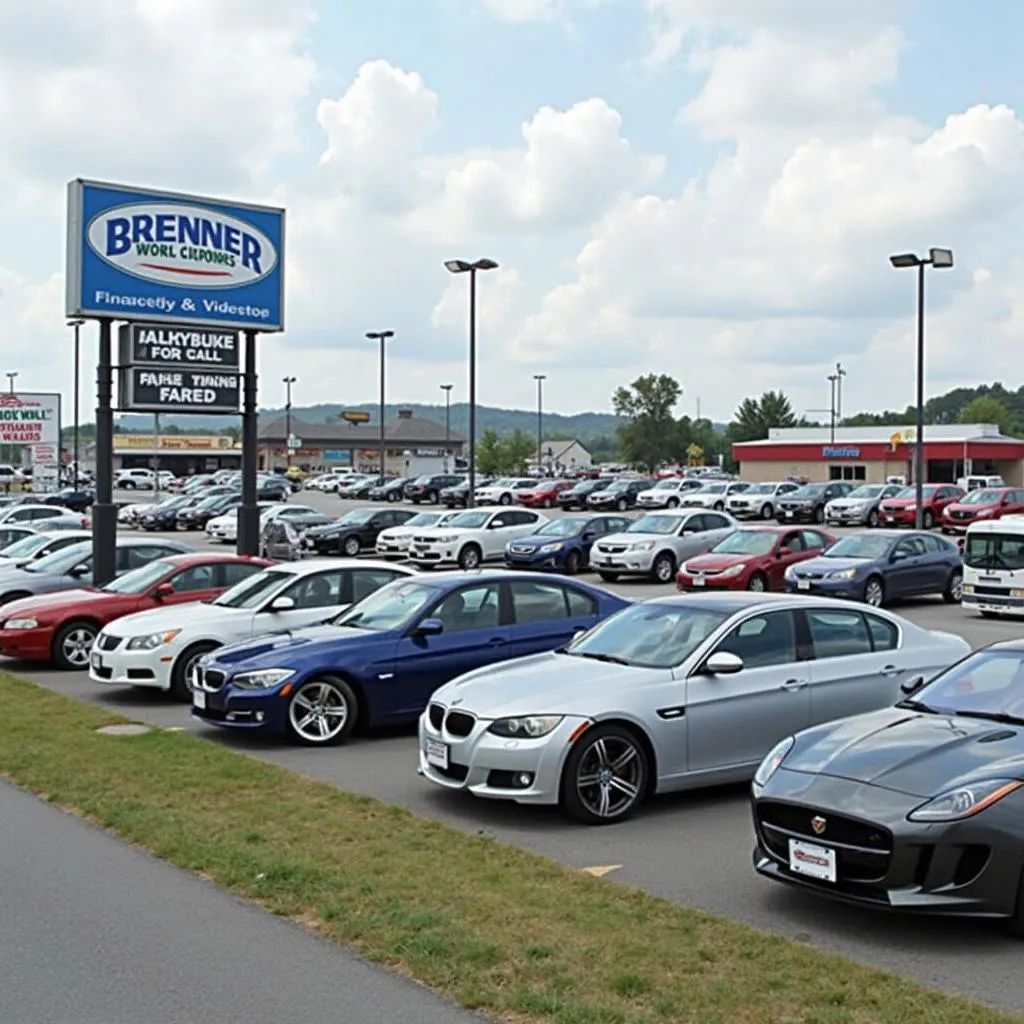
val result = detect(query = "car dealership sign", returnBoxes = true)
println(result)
[66,179,285,330]
[0,393,61,446]
[120,368,240,414]
[118,322,240,369]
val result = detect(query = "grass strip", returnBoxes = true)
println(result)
[0,670,1018,1024]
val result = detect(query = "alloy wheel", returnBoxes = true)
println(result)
[653,553,675,583]
[747,573,767,592]
[948,571,964,602]
[864,578,884,607]
[288,681,351,744]
[343,536,360,557]
[59,625,97,669]
[572,733,645,822]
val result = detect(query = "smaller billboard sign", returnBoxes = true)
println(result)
[119,322,240,369]
[821,446,861,458]
[0,393,61,446]
[340,410,371,423]
[120,368,240,414]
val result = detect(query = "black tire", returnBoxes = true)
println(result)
[616,498,627,511]
[170,642,219,702]
[862,575,885,607]
[561,723,649,824]
[123,481,135,490]
[598,571,619,583]
[867,508,879,528]
[499,493,511,505]
[564,549,582,575]
[286,676,359,746]
[714,501,725,511]
[52,620,98,671]
[666,497,679,508]
[747,571,768,593]
[458,544,482,570]
[387,491,397,503]
[813,505,825,524]
[981,610,1002,620]
[760,504,773,520]
[429,491,439,504]
[651,551,676,584]
[342,535,361,557]
[943,569,963,604]
[923,510,934,530]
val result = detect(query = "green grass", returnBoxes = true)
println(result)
[0,670,1019,1024]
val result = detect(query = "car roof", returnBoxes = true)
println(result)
[152,553,271,568]
[734,524,811,534]
[413,569,604,587]
[640,591,865,613]
[982,640,1024,654]
[268,558,418,575]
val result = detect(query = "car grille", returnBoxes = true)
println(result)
[96,633,122,652]
[729,500,750,508]
[791,568,824,580]
[509,544,533,554]
[411,535,437,544]
[200,669,227,691]
[595,544,627,554]
[949,510,973,520]
[688,567,724,578]
[444,710,475,737]
[428,703,444,729]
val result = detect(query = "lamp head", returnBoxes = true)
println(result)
[930,247,954,269]
[889,253,921,269]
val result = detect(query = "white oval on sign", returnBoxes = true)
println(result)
[86,202,278,289]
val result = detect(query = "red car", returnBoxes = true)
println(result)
[878,484,964,529]
[0,552,270,670]
[941,487,1024,534]
[676,526,834,592]
[517,479,572,508]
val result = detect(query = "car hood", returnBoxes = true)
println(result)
[784,707,1024,798]
[207,625,380,670]
[596,531,665,545]
[944,501,992,514]
[0,587,119,617]
[435,652,666,718]
[880,498,916,508]
[778,494,820,504]
[377,525,419,539]
[683,552,752,570]
[106,599,242,635]
[508,533,578,549]
[792,555,875,574]
[827,497,871,509]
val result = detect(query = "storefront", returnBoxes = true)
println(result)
[733,424,1024,486]
[82,433,242,475]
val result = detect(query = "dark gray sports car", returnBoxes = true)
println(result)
[752,641,1024,931]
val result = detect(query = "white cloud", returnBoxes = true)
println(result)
[481,0,561,21]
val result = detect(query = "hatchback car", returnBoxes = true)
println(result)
[879,484,964,529]
[941,487,1024,534]
[516,479,572,509]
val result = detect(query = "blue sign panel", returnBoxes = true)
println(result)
[821,446,861,458]
[66,179,285,331]
[323,450,353,463]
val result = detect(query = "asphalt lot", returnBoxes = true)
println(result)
[10,487,1024,1012]
[0,781,485,1024]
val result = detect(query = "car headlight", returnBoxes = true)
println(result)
[753,736,794,789]
[3,617,39,629]
[827,568,858,579]
[631,540,656,551]
[720,563,746,577]
[126,629,182,650]
[433,534,456,543]
[908,779,1024,822]
[488,715,564,738]
[904,505,916,512]
[976,508,994,517]
[538,542,563,553]
[230,668,295,690]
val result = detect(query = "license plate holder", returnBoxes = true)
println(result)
[425,739,449,769]
[691,577,705,586]
[91,652,103,670]
[788,838,836,883]
[797,579,811,590]
[193,689,207,710]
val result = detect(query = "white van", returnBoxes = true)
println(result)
[962,515,1024,617]
[957,474,1005,492]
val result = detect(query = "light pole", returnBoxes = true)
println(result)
[834,362,846,424]
[67,320,85,490]
[6,372,17,394]
[889,247,954,529]
[440,383,453,470]
[444,258,498,507]
[366,331,394,483]
[533,374,546,474]
[826,373,839,443]
[282,376,297,468]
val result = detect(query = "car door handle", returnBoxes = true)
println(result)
[879,665,901,677]
[487,637,505,646]
[779,679,807,691]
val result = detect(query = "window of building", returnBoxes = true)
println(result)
[828,464,866,481]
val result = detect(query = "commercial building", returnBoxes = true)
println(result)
[733,424,1024,486]
[257,408,465,475]
[82,433,242,475]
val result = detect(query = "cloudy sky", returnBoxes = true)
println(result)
[1,0,1022,423]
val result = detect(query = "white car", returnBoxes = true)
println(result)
[0,504,88,530]
[472,477,536,506]
[115,468,157,489]
[375,510,461,559]
[726,481,801,520]
[89,558,418,701]
[305,474,341,492]
[679,481,750,511]
[118,501,157,526]
[635,478,705,509]
[407,506,548,570]
[206,502,278,543]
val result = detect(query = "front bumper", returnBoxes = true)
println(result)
[961,589,1024,615]
[942,516,980,533]
[408,543,460,566]
[0,625,53,661]
[783,576,861,599]
[503,548,570,571]
[375,539,411,558]
[191,680,287,733]
[753,770,1024,918]
[726,502,760,518]
[676,571,744,592]
[776,506,817,522]
[590,548,654,574]
[880,508,916,526]
[88,638,175,691]
[417,707,586,805]
[825,508,871,526]
[636,497,670,509]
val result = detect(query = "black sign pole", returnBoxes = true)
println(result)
[93,318,117,585]
[238,329,259,556]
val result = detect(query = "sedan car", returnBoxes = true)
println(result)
[175,492,241,531]
[941,487,1024,534]
[775,482,853,524]
[679,481,750,512]
[677,527,833,593]
[305,507,416,556]
[751,641,1024,929]
[557,477,614,511]
[43,488,96,513]
[191,571,628,745]
[503,514,632,574]
[879,484,964,529]
[0,529,93,567]
[725,482,801,521]
[256,477,291,502]
[0,537,192,606]
[783,530,963,607]
[516,479,572,509]
[367,477,410,503]
[473,477,536,506]
[823,483,904,528]
[590,509,738,583]
[337,475,388,500]
[587,477,654,511]
[418,593,971,823]
[139,495,204,531]
[0,525,39,551]
[0,503,89,530]
[0,553,268,670]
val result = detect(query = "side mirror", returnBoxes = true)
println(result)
[572,626,589,639]
[153,582,174,599]
[890,550,907,562]
[776,547,792,558]
[69,564,90,578]
[412,617,444,637]
[900,676,925,696]
[704,651,744,675]
[582,532,596,542]
[268,595,296,612]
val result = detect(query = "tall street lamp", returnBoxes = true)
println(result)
[834,362,846,424]
[6,371,17,394]
[444,258,498,507]
[889,247,954,529]
[366,331,394,483]
[282,376,297,468]
[826,372,839,444]
[68,319,85,490]
[439,383,453,470]
[533,374,546,474]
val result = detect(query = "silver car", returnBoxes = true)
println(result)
[679,481,749,511]
[824,483,904,528]
[635,478,704,509]
[418,593,972,824]
[589,509,737,583]
[726,481,800,520]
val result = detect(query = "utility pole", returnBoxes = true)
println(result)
[835,362,846,424]
[826,373,839,443]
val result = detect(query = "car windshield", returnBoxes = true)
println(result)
[535,518,586,537]
[789,484,826,498]
[101,559,174,594]
[154,496,188,510]
[565,602,728,669]
[405,512,445,528]
[696,484,727,494]
[894,486,937,499]
[485,479,512,488]
[338,509,375,525]
[212,568,293,608]
[744,483,778,495]
[0,534,56,559]
[711,531,776,555]
[821,534,893,559]
[23,542,91,574]
[964,532,1024,571]
[910,649,1024,722]
[445,511,490,529]
[628,514,682,535]
[961,489,1004,506]
[331,580,436,631]
[195,495,226,509]
[654,479,681,489]
[846,485,884,499]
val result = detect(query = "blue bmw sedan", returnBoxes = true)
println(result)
[190,570,628,745]
[782,529,962,607]
[503,514,633,574]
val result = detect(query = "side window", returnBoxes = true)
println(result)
[220,562,264,588]
[510,580,570,624]
[686,514,707,532]
[429,583,501,633]
[782,531,804,551]
[704,513,729,530]
[282,571,343,609]
[715,611,798,669]
[350,568,402,604]
[518,511,541,527]
[489,512,513,529]
[169,564,217,592]
[920,535,944,554]
[897,536,927,557]
[123,546,168,570]
[805,608,872,659]
[798,530,826,550]
[864,613,899,652]
[565,586,599,617]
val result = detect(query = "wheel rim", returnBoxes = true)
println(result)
[950,573,963,600]
[288,681,349,742]
[61,626,96,667]
[924,512,933,528]
[868,510,878,527]
[655,557,673,582]
[462,548,480,569]
[865,580,883,606]
[183,651,210,693]
[344,538,360,556]
[748,575,766,592]
[575,735,644,820]
[566,552,580,573]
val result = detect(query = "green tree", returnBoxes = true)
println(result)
[726,390,798,443]
[502,429,537,473]
[612,374,682,471]
[960,395,1017,436]
[475,429,505,475]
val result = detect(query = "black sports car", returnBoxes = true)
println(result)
[752,641,1024,931]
